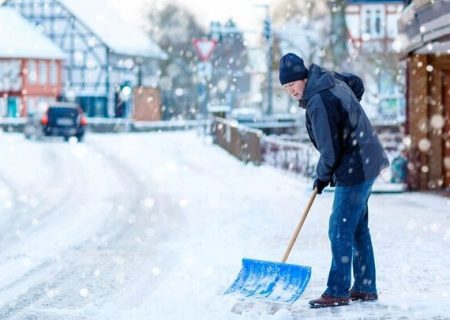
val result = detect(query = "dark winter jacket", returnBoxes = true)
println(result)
[299,64,389,186]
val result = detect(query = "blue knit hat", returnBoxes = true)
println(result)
[279,53,308,85]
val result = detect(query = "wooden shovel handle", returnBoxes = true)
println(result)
[281,188,318,263]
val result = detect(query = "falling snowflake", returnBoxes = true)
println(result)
[430,115,445,129]
[152,267,161,276]
[179,198,189,208]
[418,138,431,152]
[143,198,156,209]
[79,288,89,298]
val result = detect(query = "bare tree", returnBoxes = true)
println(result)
[272,0,328,67]
[273,0,327,23]
[145,2,206,119]
[208,19,250,108]
[327,0,349,69]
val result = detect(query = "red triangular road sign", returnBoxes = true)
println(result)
[192,38,217,61]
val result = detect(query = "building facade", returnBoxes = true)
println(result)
[0,8,64,117]
[346,0,405,123]
[3,0,166,118]
[346,0,403,51]
[275,1,404,122]
[397,0,450,190]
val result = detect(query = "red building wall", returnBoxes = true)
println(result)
[0,58,63,117]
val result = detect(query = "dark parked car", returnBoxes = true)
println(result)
[24,102,87,141]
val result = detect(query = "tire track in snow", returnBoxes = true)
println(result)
[0,144,90,318]
[0,136,186,318]
[0,173,19,216]
[0,143,77,251]
[80,140,186,312]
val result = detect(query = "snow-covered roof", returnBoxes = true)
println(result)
[59,0,167,60]
[0,8,66,60]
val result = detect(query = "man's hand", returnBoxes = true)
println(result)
[313,179,330,194]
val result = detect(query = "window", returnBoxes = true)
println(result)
[378,72,405,121]
[27,97,36,115]
[364,8,384,37]
[50,61,58,85]
[365,10,371,34]
[375,10,381,35]
[39,61,47,85]
[0,97,6,117]
[74,51,84,66]
[28,60,37,84]
[23,2,33,15]
[34,2,43,15]
[380,73,395,95]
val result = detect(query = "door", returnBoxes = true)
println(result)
[443,72,450,188]
[7,96,18,117]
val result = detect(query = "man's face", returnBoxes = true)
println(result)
[283,79,307,100]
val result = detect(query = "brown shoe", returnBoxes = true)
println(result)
[309,293,350,308]
[350,291,378,302]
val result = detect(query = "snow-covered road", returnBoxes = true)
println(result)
[0,131,449,320]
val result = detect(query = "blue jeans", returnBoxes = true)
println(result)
[325,179,377,297]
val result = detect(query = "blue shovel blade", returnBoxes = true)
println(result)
[224,258,311,304]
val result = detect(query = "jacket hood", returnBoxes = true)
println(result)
[299,64,335,108]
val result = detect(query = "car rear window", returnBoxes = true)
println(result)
[48,107,80,119]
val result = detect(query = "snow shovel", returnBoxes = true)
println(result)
[225,189,318,304]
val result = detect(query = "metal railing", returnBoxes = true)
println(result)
[261,136,317,177]
[212,117,263,164]
[211,117,317,177]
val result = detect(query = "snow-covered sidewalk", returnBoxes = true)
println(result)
[91,132,450,320]
[0,131,449,320]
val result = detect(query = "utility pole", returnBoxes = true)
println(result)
[257,4,273,115]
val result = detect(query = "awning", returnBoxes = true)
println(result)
[414,40,450,54]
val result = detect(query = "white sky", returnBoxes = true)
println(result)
[0,0,281,30]
[108,0,281,31]
[0,0,282,45]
